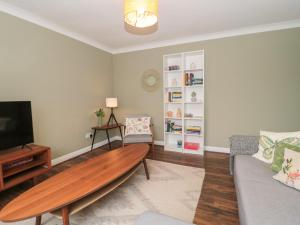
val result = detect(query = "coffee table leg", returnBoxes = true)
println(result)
[106,129,112,150]
[61,206,70,225]
[91,129,97,151]
[35,215,42,225]
[143,159,150,180]
[118,125,123,141]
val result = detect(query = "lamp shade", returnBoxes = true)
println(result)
[106,98,118,108]
[124,0,158,28]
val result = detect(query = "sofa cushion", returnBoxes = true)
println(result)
[272,141,300,172]
[253,131,300,164]
[234,155,300,225]
[273,147,300,191]
[134,211,193,225]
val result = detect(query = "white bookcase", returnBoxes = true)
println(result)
[163,50,205,155]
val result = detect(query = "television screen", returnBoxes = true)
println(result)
[0,101,34,151]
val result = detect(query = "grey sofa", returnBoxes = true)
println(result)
[135,211,193,225]
[230,135,300,225]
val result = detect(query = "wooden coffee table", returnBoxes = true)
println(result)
[0,144,150,225]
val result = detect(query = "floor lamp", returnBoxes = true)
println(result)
[106,98,119,125]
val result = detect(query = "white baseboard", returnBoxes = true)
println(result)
[116,135,229,153]
[148,141,230,154]
[51,136,119,166]
[51,136,230,166]
[154,140,164,146]
[204,146,230,154]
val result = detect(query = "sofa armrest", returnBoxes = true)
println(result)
[230,135,259,156]
[229,135,259,175]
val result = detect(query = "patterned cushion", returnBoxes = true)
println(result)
[272,142,300,172]
[125,117,151,136]
[273,146,300,191]
[252,131,300,164]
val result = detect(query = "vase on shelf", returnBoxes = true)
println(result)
[191,91,197,102]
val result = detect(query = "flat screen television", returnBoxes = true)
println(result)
[0,101,34,151]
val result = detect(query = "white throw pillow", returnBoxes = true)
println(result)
[253,131,300,164]
[125,117,151,136]
[273,147,300,190]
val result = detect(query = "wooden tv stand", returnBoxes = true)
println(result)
[0,145,51,191]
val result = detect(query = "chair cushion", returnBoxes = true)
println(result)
[134,211,193,225]
[123,134,152,144]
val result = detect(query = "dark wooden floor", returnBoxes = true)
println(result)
[0,141,239,225]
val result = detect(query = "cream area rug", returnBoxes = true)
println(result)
[1,159,205,225]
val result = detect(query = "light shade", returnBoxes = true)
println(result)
[124,0,158,28]
[106,98,118,108]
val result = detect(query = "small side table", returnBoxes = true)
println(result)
[91,124,123,150]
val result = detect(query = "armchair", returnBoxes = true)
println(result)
[122,115,154,151]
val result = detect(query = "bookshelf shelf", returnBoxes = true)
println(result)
[184,133,203,137]
[165,117,182,120]
[164,86,181,89]
[164,70,182,73]
[163,50,205,155]
[184,117,204,120]
[165,102,182,104]
[184,85,204,88]
[165,132,182,136]
[165,144,183,152]
[184,69,203,72]
[184,102,203,104]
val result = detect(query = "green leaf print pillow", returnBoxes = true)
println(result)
[272,139,300,172]
[253,131,300,164]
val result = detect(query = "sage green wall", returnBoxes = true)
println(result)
[1,10,299,154]
[113,28,300,147]
[0,12,113,158]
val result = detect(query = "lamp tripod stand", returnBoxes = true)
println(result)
[107,108,119,126]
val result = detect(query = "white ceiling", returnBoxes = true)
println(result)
[0,0,300,53]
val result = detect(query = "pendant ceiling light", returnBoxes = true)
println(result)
[124,0,158,28]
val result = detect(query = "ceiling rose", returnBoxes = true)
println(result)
[124,0,158,28]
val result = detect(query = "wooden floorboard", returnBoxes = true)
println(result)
[0,141,239,225]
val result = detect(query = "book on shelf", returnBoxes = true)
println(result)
[184,73,203,86]
[168,91,182,102]
[185,126,201,135]
[166,121,182,133]
[3,156,34,170]
[167,65,180,71]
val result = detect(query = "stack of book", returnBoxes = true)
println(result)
[166,121,182,134]
[3,157,33,170]
[192,78,203,85]
[168,65,180,71]
[185,126,201,135]
[172,124,182,134]
[184,73,203,86]
[168,91,182,102]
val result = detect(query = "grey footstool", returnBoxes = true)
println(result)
[134,211,194,225]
